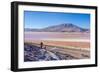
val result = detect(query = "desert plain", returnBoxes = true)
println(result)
[24,32,90,61]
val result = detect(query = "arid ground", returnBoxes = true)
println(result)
[24,32,90,61]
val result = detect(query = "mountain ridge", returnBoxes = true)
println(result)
[25,23,89,32]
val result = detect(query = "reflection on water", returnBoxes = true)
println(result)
[24,32,90,40]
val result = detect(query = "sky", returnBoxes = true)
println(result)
[24,11,90,29]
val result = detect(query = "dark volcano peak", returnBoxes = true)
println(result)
[25,23,89,32]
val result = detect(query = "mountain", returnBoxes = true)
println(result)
[25,23,89,32]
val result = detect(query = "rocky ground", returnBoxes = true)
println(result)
[24,43,76,62]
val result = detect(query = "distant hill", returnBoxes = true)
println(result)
[25,23,89,32]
